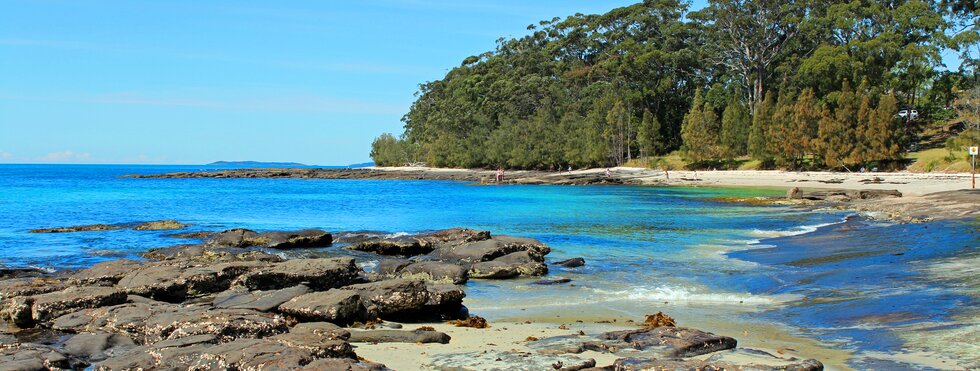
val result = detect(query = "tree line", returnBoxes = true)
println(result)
[372,0,979,170]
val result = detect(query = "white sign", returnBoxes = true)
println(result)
[971,146,979,156]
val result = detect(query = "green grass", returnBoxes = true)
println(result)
[906,148,974,173]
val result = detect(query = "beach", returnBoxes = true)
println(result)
[1,164,977,370]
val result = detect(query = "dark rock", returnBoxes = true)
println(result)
[279,290,364,323]
[554,257,586,268]
[598,326,737,358]
[206,228,332,249]
[52,301,288,345]
[95,337,338,370]
[0,278,66,301]
[787,187,802,200]
[428,236,550,264]
[271,322,354,359]
[142,244,283,263]
[846,189,902,199]
[468,261,520,279]
[165,231,214,239]
[115,261,265,301]
[213,284,310,312]
[29,224,122,233]
[302,358,390,370]
[376,258,412,275]
[349,235,432,256]
[0,343,82,370]
[68,259,144,286]
[342,279,431,319]
[610,357,824,371]
[261,229,333,249]
[5,286,127,327]
[0,267,49,280]
[418,228,491,248]
[392,261,468,284]
[233,258,360,291]
[348,329,450,344]
[132,220,187,231]
[63,332,137,362]
[532,278,572,285]
[207,228,262,247]
[332,230,388,244]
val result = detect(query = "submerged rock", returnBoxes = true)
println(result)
[554,257,586,268]
[29,224,122,233]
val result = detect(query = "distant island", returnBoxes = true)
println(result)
[205,161,309,168]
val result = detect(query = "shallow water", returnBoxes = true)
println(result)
[0,164,976,369]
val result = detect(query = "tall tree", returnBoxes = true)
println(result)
[681,91,722,162]
[818,81,858,169]
[720,97,751,158]
[694,0,805,113]
[749,92,775,162]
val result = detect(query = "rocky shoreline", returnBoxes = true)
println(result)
[125,167,979,222]
[1,224,825,370]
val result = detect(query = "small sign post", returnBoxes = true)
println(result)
[970,146,978,189]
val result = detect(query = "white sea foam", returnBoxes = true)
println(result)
[749,215,853,240]
[357,260,378,272]
[596,286,796,306]
[384,232,410,239]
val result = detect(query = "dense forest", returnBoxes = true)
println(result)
[372,0,980,170]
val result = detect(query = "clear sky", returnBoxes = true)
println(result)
[1,0,654,165]
[0,0,960,165]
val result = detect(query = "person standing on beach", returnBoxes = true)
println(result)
[496,168,504,183]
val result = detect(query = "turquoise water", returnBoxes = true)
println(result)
[0,164,976,369]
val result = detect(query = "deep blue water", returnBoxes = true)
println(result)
[0,164,976,369]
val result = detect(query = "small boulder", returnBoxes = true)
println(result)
[787,187,802,200]
[278,290,364,323]
[554,257,586,268]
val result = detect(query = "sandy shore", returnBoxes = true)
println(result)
[372,166,974,196]
[129,166,979,222]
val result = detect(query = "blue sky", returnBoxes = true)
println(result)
[1,0,654,165]
[0,0,961,165]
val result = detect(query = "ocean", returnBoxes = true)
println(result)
[0,164,976,369]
